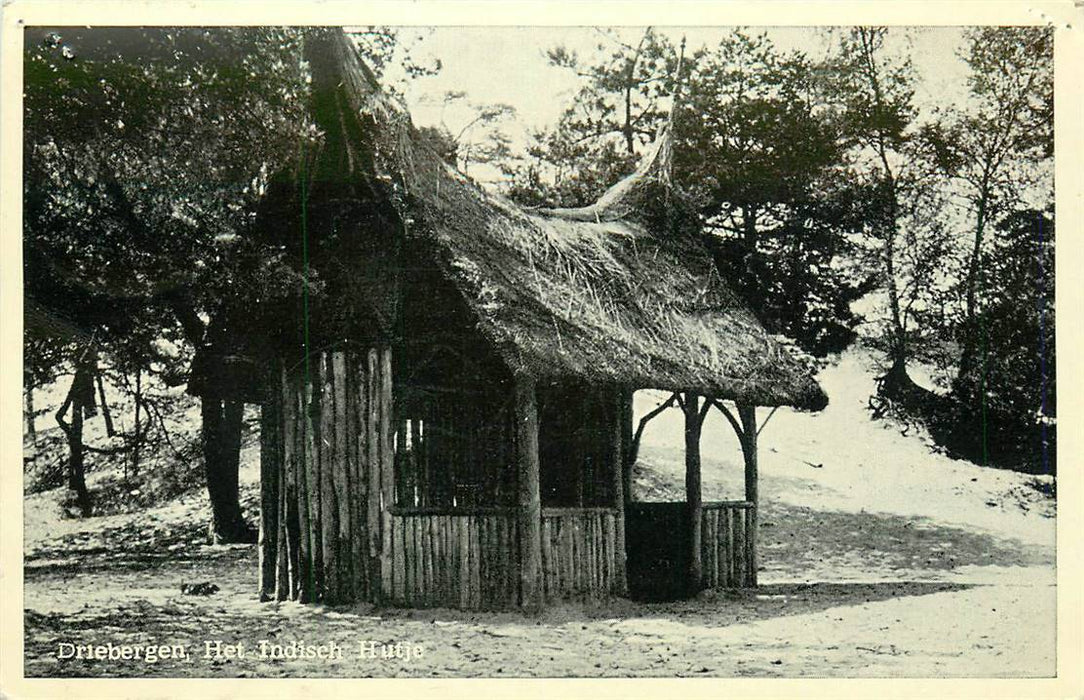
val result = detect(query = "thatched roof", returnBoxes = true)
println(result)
[311,30,826,410]
[24,296,94,344]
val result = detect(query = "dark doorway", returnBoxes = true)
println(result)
[625,502,691,601]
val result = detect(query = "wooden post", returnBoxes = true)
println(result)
[365,348,382,598]
[318,353,339,604]
[379,347,395,601]
[275,369,289,599]
[612,390,628,595]
[283,374,302,600]
[683,392,703,593]
[620,389,634,504]
[258,378,281,602]
[738,403,758,587]
[514,375,543,611]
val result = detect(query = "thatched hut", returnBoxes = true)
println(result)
[257,29,826,610]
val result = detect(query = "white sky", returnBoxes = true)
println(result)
[388,26,972,163]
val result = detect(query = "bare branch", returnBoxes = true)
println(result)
[628,392,679,467]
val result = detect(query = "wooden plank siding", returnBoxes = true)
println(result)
[382,507,623,609]
[261,347,393,605]
[383,512,519,609]
[698,502,757,589]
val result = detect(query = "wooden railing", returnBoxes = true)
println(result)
[540,507,621,601]
[387,505,622,609]
[701,501,756,588]
[387,510,519,609]
[385,500,751,609]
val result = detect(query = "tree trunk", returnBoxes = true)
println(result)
[202,393,254,543]
[167,296,256,543]
[683,392,703,594]
[131,369,142,478]
[958,194,989,384]
[740,205,761,309]
[25,383,36,439]
[96,372,115,437]
[883,204,907,371]
[60,365,94,517]
[68,398,91,516]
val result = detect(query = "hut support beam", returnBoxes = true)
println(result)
[709,398,761,588]
[619,390,635,504]
[737,403,758,586]
[515,376,543,611]
[612,390,629,595]
[682,392,709,593]
[259,378,282,602]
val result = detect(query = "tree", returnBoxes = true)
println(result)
[675,30,867,355]
[513,29,867,356]
[508,28,679,208]
[944,209,1055,471]
[25,27,314,533]
[25,27,435,536]
[927,27,1053,386]
[827,27,958,397]
[416,91,516,175]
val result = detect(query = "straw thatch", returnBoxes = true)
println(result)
[24,296,94,345]
[310,30,826,410]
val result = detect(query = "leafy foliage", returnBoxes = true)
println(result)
[23,27,437,522]
[511,28,870,356]
[947,210,1055,472]
[924,27,1054,384]
[676,31,868,355]
[507,28,678,208]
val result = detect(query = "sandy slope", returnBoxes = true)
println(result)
[633,348,1054,548]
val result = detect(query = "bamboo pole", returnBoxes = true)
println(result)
[364,348,382,598]
[380,347,395,599]
[319,353,339,603]
[286,377,303,601]
[277,368,293,601]
[301,361,319,602]
[393,515,405,603]
[348,353,367,601]
[340,356,353,600]
[458,516,470,608]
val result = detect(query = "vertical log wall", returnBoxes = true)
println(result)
[260,347,393,605]
[699,502,757,588]
[540,508,621,601]
[383,507,624,609]
[385,511,520,609]
[260,357,634,609]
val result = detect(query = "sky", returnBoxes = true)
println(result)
[383,26,972,175]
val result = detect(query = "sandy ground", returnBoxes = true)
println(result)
[22,349,1057,678]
